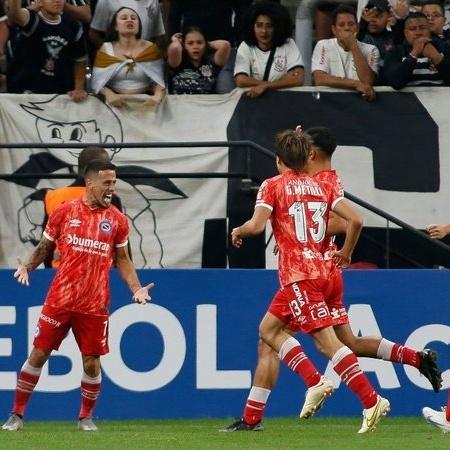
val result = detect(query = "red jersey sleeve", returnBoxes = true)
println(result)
[327,177,344,210]
[115,213,129,248]
[255,178,276,211]
[43,203,69,242]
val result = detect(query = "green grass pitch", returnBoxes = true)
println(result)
[0,417,448,449]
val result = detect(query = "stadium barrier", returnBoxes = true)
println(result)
[0,268,448,420]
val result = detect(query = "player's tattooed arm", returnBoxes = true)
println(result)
[15,237,55,286]
[24,237,56,272]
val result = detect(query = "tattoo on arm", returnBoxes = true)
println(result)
[26,239,55,272]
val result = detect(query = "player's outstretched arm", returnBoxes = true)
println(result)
[14,237,56,286]
[231,206,272,248]
[426,223,450,240]
[332,199,363,267]
[115,246,154,304]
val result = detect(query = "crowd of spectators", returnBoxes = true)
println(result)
[0,0,449,103]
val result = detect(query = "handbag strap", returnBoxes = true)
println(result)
[263,47,276,81]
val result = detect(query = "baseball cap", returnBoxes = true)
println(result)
[366,0,391,13]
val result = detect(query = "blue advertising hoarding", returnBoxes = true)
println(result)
[0,269,448,420]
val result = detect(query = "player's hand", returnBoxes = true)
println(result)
[426,224,448,240]
[231,227,243,248]
[132,283,154,304]
[333,250,351,268]
[14,257,29,286]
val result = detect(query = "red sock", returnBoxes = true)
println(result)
[446,391,450,422]
[278,337,321,387]
[13,361,42,417]
[243,387,270,425]
[390,344,420,368]
[377,339,420,368]
[332,346,378,409]
[79,373,101,419]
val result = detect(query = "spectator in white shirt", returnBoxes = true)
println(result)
[312,4,380,101]
[234,0,304,98]
[89,0,165,49]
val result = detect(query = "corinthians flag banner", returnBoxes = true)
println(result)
[0,87,448,269]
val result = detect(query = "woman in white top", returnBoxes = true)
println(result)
[91,7,165,108]
[234,1,304,98]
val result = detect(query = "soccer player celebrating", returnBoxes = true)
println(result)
[223,126,442,433]
[2,160,153,432]
[228,129,390,433]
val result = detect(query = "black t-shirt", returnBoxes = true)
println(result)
[7,10,86,93]
[169,52,221,94]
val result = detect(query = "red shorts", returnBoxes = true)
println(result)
[269,279,333,334]
[33,304,109,355]
[324,268,349,326]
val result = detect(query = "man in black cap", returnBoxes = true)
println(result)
[358,0,406,83]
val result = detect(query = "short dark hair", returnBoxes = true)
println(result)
[332,4,358,25]
[241,1,293,48]
[405,11,429,25]
[84,160,117,179]
[78,146,109,176]
[305,127,337,157]
[275,129,312,171]
[422,1,445,15]
[106,7,142,42]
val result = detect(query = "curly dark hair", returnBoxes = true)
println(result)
[105,6,143,42]
[241,1,293,48]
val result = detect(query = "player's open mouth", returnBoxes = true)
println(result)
[104,194,112,203]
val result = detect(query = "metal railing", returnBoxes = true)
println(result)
[1,139,449,266]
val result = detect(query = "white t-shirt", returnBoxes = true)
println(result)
[234,38,303,82]
[312,38,379,80]
[91,0,165,40]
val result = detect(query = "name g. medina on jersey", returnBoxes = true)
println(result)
[67,233,110,256]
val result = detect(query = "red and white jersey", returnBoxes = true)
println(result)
[256,170,343,286]
[43,198,129,315]
[314,169,344,267]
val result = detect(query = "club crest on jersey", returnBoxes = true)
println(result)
[99,220,112,234]
[69,219,81,227]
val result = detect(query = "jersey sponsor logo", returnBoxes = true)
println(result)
[302,248,323,259]
[39,313,61,327]
[69,219,81,227]
[99,220,112,234]
[67,233,110,254]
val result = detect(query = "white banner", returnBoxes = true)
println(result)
[0,92,242,268]
[1,88,449,269]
